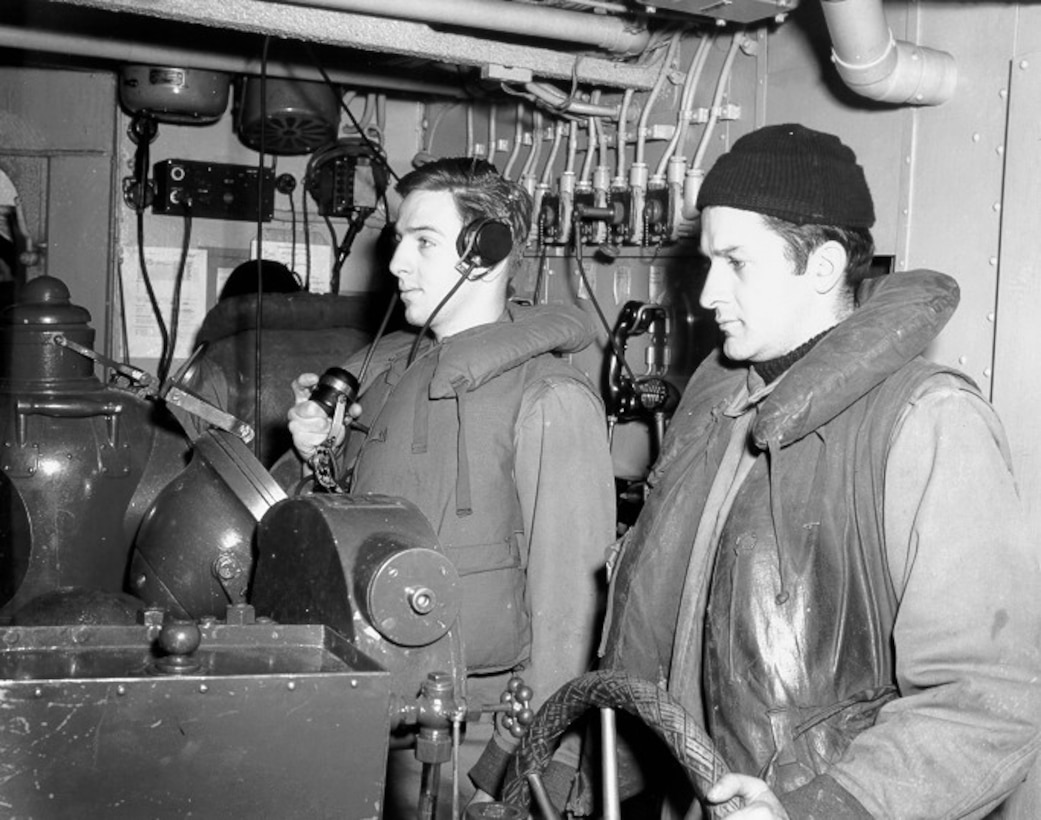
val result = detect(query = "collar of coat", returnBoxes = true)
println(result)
[745,269,960,450]
[422,301,597,398]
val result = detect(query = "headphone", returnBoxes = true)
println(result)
[455,218,513,274]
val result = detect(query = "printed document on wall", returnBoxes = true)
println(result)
[122,246,208,359]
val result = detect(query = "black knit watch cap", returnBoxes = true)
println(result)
[696,123,875,228]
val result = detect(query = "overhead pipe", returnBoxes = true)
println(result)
[1,25,468,98]
[820,0,957,105]
[274,0,651,56]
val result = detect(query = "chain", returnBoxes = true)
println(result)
[308,394,348,493]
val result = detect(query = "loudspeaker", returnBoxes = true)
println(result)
[236,77,339,156]
[455,218,513,270]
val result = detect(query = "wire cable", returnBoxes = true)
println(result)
[502,102,526,180]
[656,33,712,177]
[304,41,400,184]
[405,265,474,367]
[571,225,639,387]
[615,88,634,181]
[134,209,170,381]
[159,207,193,386]
[693,33,743,172]
[251,33,272,460]
[357,291,399,389]
[636,32,681,167]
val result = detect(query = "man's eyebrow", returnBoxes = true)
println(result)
[701,243,742,256]
[399,223,447,237]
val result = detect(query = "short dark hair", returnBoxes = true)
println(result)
[761,215,875,303]
[395,157,532,271]
[220,259,302,301]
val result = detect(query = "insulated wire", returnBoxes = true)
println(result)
[340,90,374,134]
[117,252,130,366]
[135,210,170,382]
[288,188,298,273]
[565,119,578,175]
[422,102,459,158]
[636,32,681,167]
[580,103,599,185]
[598,95,610,171]
[693,33,743,172]
[570,229,639,387]
[252,33,271,460]
[488,103,498,163]
[656,34,712,177]
[160,209,192,386]
[302,183,313,289]
[466,102,475,156]
[356,291,399,389]
[615,89,634,181]
[406,269,472,367]
[539,120,564,186]
[520,109,543,183]
[502,102,526,180]
[304,41,400,183]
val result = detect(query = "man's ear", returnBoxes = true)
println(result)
[807,240,848,295]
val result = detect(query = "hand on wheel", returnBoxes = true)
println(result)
[708,773,789,819]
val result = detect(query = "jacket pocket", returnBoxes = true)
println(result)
[765,685,898,792]
[444,537,529,673]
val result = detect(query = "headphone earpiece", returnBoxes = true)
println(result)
[455,218,513,271]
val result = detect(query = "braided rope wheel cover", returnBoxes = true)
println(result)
[500,670,742,817]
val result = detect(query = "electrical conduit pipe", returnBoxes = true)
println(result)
[821,0,956,105]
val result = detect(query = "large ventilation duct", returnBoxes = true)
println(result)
[820,0,957,106]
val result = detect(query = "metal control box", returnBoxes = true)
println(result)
[0,619,391,819]
[152,158,275,221]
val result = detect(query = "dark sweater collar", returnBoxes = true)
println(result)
[751,328,834,385]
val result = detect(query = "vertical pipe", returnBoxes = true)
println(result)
[691,34,743,172]
[487,103,498,162]
[635,33,681,166]
[503,103,525,180]
[601,707,621,820]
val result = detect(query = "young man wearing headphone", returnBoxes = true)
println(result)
[287,157,616,816]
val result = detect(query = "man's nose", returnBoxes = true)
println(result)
[699,260,724,310]
[389,245,409,280]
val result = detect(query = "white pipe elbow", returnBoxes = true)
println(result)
[831,35,957,106]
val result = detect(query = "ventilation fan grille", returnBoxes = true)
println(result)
[237,78,340,156]
[239,114,336,156]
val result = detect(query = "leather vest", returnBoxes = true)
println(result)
[599,270,967,798]
[702,358,974,792]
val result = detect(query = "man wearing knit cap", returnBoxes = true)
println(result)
[599,124,1041,818]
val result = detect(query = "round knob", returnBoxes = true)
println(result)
[407,587,436,615]
[159,620,202,657]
